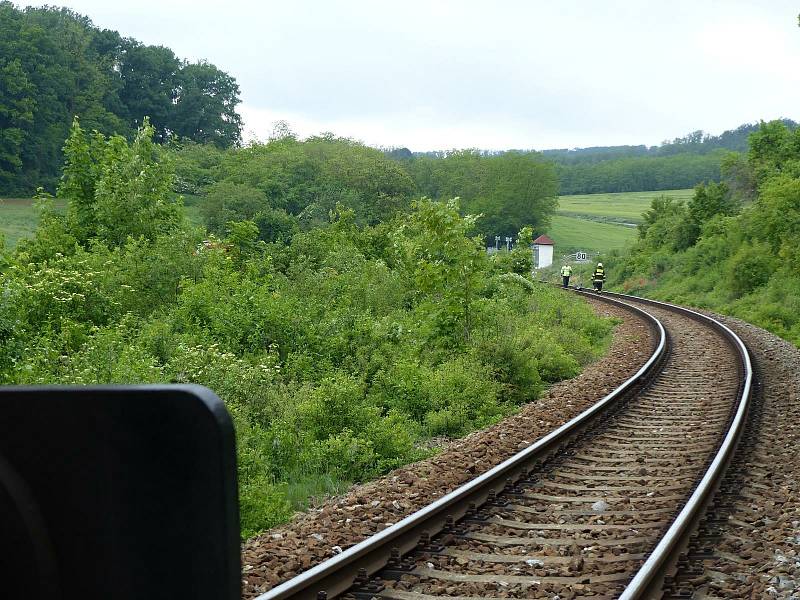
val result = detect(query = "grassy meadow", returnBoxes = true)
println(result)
[545,189,694,255]
[1,198,48,248]
[557,189,693,224]
[546,214,636,254]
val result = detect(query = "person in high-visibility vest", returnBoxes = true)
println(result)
[560,264,573,288]
[592,262,606,292]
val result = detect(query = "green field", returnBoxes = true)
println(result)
[557,189,694,225]
[545,188,695,254]
[0,198,58,248]
[546,214,637,254]
[3,190,688,254]
[1,198,199,249]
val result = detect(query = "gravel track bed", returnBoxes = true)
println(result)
[378,304,742,599]
[668,314,800,599]
[241,299,653,597]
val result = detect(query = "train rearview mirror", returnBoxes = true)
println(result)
[0,385,240,600]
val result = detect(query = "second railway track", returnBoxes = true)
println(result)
[258,291,753,600]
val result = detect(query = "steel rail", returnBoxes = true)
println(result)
[595,291,753,599]
[256,297,667,600]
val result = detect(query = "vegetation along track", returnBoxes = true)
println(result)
[256,292,753,600]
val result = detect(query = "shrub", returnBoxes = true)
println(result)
[200,181,266,234]
[424,357,505,438]
[726,242,777,297]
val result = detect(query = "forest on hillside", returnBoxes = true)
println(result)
[0,2,241,194]
[395,122,798,196]
[547,122,797,194]
[607,120,800,346]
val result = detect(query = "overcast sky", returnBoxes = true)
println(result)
[21,0,800,150]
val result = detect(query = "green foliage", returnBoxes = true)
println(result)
[405,150,559,238]
[611,120,800,347]
[396,198,486,344]
[176,134,418,243]
[2,125,617,540]
[727,242,776,297]
[487,228,535,275]
[422,357,505,438]
[0,57,35,188]
[200,181,265,234]
[748,120,800,185]
[225,220,263,264]
[468,153,559,238]
[57,118,182,248]
[214,135,414,225]
[170,61,242,148]
[748,175,800,267]
[253,208,299,244]
[171,141,226,195]
[0,2,241,195]
[168,131,561,254]
[683,182,738,246]
[546,122,798,196]
[8,249,129,332]
[555,150,728,196]
[92,129,180,246]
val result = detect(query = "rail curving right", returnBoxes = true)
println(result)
[596,291,754,598]
[257,296,667,600]
[254,289,753,600]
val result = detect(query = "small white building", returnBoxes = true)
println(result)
[532,234,555,269]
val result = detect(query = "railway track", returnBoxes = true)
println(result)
[256,291,753,600]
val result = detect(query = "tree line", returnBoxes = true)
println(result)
[553,150,728,195]
[171,133,560,242]
[392,121,797,196]
[544,121,797,194]
[541,122,797,164]
[0,2,241,195]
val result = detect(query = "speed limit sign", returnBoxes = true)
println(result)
[575,251,587,261]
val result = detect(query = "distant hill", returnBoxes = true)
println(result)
[541,120,798,164]
[386,120,798,195]
[546,120,797,194]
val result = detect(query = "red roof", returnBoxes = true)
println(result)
[533,234,554,245]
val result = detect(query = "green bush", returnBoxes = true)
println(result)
[369,360,434,422]
[471,329,543,405]
[726,242,777,297]
[2,139,617,539]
